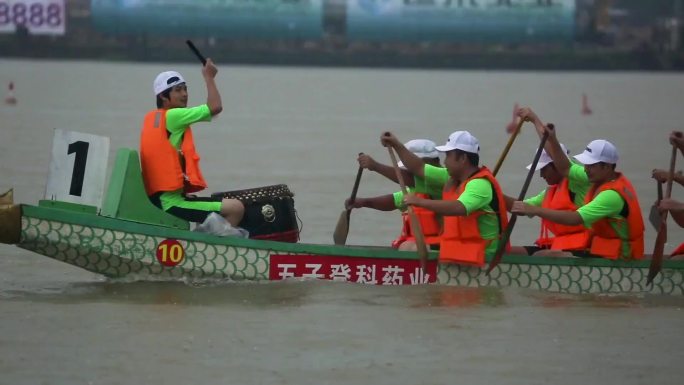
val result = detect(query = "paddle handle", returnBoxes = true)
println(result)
[648,144,678,284]
[493,117,524,177]
[657,180,663,201]
[186,40,207,65]
[658,145,677,231]
[387,147,429,270]
[346,163,364,217]
[516,129,551,201]
[665,146,677,199]
[487,131,550,274]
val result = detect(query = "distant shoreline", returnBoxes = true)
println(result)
[2,38,683,71]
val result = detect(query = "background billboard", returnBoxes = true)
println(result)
[0,0,66,35]
[90,0,575,43]
[346,0,575,43]
[90,0,324,39]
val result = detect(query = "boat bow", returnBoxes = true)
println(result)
[0,189,21,244]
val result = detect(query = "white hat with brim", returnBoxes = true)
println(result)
[398,139,439,169]
[153,71,186,96]
[434,131,480,154]
[573,139,619,165]
[526,143,570,171]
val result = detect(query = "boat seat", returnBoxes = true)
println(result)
[101,148,190,230]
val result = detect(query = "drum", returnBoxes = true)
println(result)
[211,184,299,243]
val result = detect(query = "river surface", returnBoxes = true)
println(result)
[1,59,683,384]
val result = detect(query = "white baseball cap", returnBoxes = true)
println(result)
[398,139,439,168]
[526,143,570,171]
[435,131,480,154]
[573,139,619,165]
[153,71,186,96]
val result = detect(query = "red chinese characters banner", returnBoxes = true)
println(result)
[270,254,437,285]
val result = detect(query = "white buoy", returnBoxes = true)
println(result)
[4,82,17,105]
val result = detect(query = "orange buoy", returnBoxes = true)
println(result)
[5,82,17,105]
[505,103,519,133]
[581,93,592,115]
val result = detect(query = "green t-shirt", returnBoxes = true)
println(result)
[392,172,444,209]
[524,189,546,207]
[423,164,450,187]
[524,162,590,207]
[419,164,501,256]
[165,105,212,148]
[159,105,212,210]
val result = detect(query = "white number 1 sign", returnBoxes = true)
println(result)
[45,129,109,208]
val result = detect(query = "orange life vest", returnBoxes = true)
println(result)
[535,178,591,251]
[439,167,509,266]
[391,192,441,248]
[584,173,644,260]
[671,242,684,256]
[140,109,208,196]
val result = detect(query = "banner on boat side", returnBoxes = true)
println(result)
[45,129,110,208]
[0,0,66,35]
[270,254,437,285]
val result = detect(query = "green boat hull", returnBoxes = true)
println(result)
[15,204,684,295]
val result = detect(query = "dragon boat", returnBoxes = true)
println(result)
[1,135,683,295]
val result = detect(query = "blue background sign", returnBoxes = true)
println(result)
[346,0,575,43]
[91,0,324,39]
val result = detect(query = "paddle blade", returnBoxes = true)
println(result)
[647,220,667,285]
[407,207,429,270]
[333,210,350,245]
[648,204,662,231]
[334,166,363,245]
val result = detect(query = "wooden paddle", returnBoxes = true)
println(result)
[487,130,550,275]
[493,117,524,177]
[387,147,429,270]
[647,144,678,285]
[333,164,363,245]
[186,40,207,65]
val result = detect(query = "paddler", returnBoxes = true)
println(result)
[512,107,645,260]
[344,139,443,250]
[654,131,684,258]
[382,131,509,267]
[502,124,591,256]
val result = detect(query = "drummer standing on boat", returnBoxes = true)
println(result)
[511,108,645,260]
[345,139,443,250]
[139,59,245,226]
[382,131,509,267]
